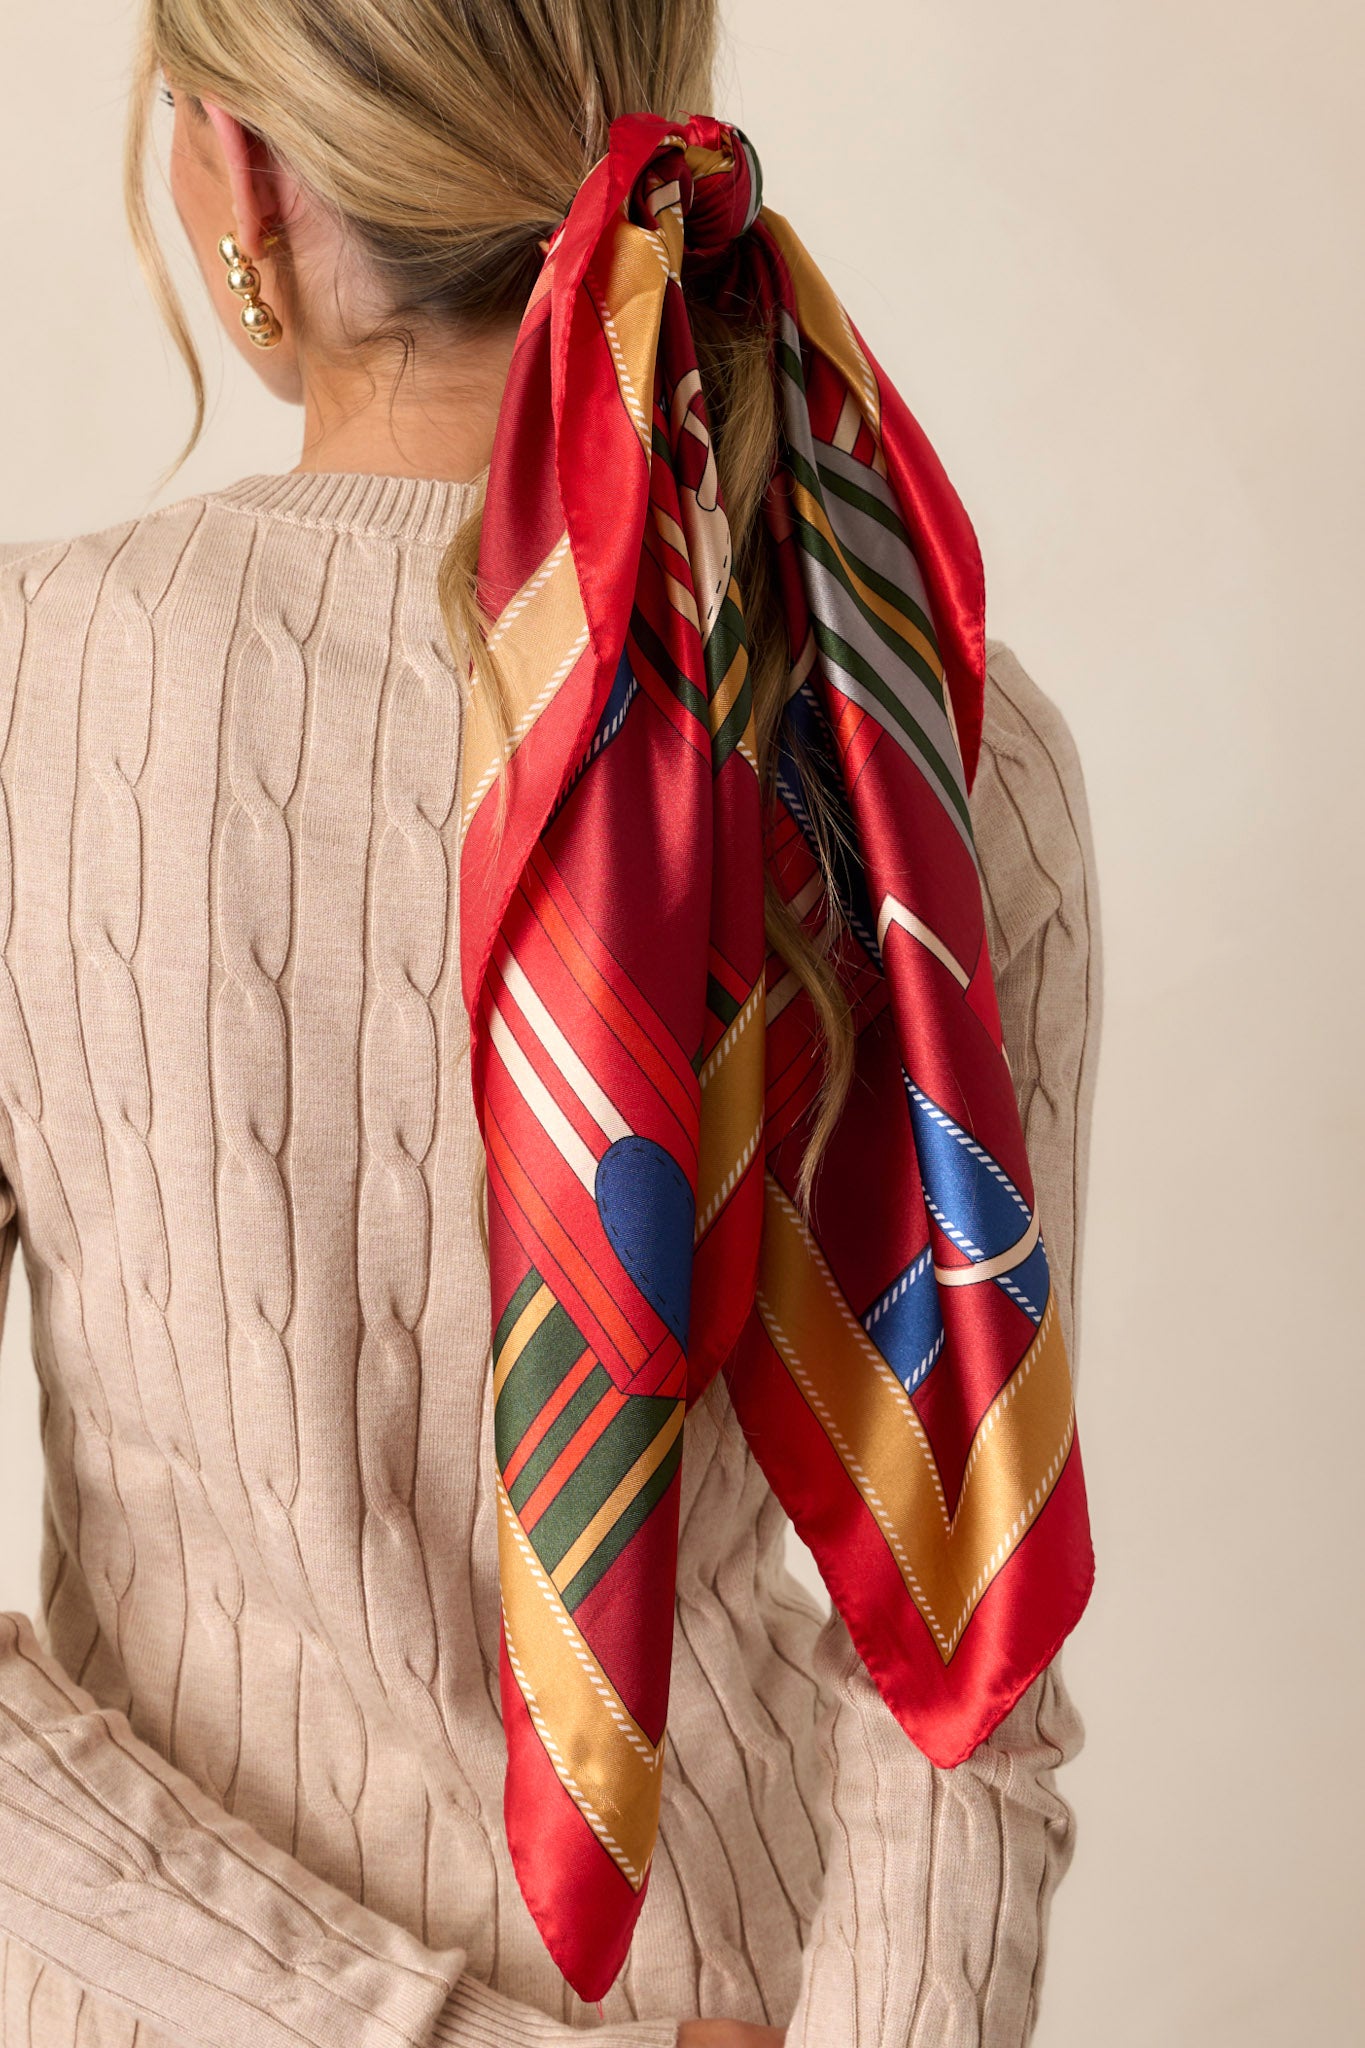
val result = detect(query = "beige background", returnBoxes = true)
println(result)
[3,1,1362,2041]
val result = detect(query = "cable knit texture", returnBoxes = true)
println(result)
[0,471,1103,2048]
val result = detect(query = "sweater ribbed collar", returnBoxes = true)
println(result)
[210,468,484,545]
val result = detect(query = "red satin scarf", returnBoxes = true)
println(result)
[459,111,1094,2001]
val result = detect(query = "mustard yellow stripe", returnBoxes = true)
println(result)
[497,1477,665,1888]
[685,144,731,180]
[587,219,675,446]
[708,643,750,742]
[459,537,589,833]
[493,1284,555,1399]
[756,1175,1076,1662]
[761,206,881,438]
[791,478,941,678]
[695,982,766,1237]
[707,581,750,741]
[549,1399,685,1596]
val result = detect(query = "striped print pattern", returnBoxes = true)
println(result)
[493,1275,684,1612]
[460,112,1094,2003]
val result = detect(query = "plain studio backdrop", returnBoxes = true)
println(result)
[2,3,1362,2043]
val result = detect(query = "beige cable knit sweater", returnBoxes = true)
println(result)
[0,469,1103,2048]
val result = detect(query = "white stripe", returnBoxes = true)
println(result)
[699,983,763,1090]
[488,1002,600,1193]
[831,388,863,453]
[877,894,971,989]
[765,970,800,1023]
[585,279,651,454]
[763,880,830,1026]
[935,1209,1041,1286]
[837,301,879,433]
[790,872,826,922]
[459,625,590,836]
[498,954,631,1149]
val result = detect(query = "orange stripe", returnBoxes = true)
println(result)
[520,1386,624,1530]
[485,1101,649,1369]
[524,850,697,1138]
[487,951,614,1156]
[548,1400,684,1596]
[501,1346,599,1492]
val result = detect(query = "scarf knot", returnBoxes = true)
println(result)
[612,113,764,279]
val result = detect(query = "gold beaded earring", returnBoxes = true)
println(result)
[217,233,282,349]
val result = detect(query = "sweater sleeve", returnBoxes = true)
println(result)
[780,639,1104,2047]
[0,1168,679,2048]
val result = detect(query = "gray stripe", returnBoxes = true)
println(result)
[777,315,936,649]
[815,472,942,693]
[802,554,980,872]
[798,539,967,794]
[775,311,974,860]
[811,433,906,519]
[811,439,937,630]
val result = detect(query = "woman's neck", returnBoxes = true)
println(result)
[290,315,522,484]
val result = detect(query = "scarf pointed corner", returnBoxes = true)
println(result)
[499,1622,658,2002]
[464,110,1093,1994]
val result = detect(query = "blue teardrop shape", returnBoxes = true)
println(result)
[594,1136,695,1351]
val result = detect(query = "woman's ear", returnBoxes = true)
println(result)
[200,100,293,255]
[186,96,305,400]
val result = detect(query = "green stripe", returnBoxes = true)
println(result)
[704,589,747,694]
[528,1393,680,1574]
[560,1429,685,1611]
[630,608,708,728]
[704,592,753,776]
[776,337,806,392]
[794,509,945,708]
[810,612,974,839]
[706,973,741,1026]
[494,1303,589,1467]
[815,458,914,547]
[712,686,754,774]
[786,447,943,701]
[508,1363,613,1513]
[493,1272,543,1359]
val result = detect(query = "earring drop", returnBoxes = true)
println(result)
[217,233,282,349]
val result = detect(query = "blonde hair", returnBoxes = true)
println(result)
[125,0,852,1210]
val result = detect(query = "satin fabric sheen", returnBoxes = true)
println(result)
[458,112,1095,2001]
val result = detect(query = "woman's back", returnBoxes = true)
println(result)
[0,472,1098,2046]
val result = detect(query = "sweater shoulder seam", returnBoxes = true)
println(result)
[0,497,208,581]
